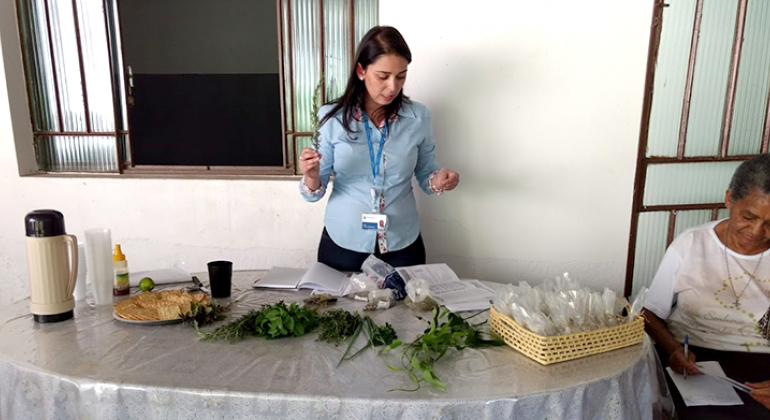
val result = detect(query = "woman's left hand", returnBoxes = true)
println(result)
[431,169,460,192]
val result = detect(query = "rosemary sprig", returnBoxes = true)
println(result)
[197,310,261,342]
[310,75,325,150]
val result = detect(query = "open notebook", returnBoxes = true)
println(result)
[253,263,349,294]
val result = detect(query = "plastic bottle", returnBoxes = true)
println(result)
[113,244,130,296]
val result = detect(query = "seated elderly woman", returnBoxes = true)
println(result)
[643,154,770,417]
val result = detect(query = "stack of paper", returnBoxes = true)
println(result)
[254,263,350,296]
[666,361,745,407]
[396,264,494,312]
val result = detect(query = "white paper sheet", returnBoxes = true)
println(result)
[666,361,744,407]
[396,263,460,285]
[431,280,494,304]
[128,266,191,287]
[253,267,306,289]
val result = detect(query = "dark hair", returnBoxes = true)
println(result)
[319,26,412,133]
[729,154,770,201]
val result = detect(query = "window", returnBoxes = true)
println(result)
[15,0,378,175]
[626,0,770,296]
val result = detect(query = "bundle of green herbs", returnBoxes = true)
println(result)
[197,301,318,341]
[338,315,399,366]
[310,76,325,150]
[391,308,505,392]
[316,309,362,346]
[180,301,230,328]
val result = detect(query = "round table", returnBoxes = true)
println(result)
[0,271,674,420]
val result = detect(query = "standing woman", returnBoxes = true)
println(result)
[298,26,459,272]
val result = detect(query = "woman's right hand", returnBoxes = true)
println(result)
[299,147,322,177]
[669,347,702,376]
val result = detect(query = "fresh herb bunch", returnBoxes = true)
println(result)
[394,308,504,392]
[198,310,261,342]
[310,75,325,150]
[197,301,319,341]
[317,309,362,346]
[339,315,400,366]
[254,301,319,339]
[180,301,229,328]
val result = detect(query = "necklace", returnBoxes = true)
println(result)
[723,237,765,309]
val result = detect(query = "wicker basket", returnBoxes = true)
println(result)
[489,305,645,365]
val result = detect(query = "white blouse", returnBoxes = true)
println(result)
[645,220,770,352]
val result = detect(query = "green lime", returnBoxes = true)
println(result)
[139,277,155,292]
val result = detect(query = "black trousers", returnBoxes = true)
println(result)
[317,227,426,272]
[654,344,770,420]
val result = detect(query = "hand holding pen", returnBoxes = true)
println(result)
[669,334,701,377]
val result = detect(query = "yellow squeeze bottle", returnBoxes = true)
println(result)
[113,244,130,296]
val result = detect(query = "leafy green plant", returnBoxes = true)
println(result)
[180,301,229,328]
[393,308,504,392]
[197,309,261,342]
[339,315,399,366]
[253,301,319,339]
[197,301,318,341]
[317,309,362,346]
[310,75,325,150]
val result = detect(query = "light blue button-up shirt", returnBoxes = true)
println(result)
[300,100,440,253]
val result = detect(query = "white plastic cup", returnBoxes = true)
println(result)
[73,242,87,301]
[85,228,113,305]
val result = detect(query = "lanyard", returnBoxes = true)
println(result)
[363,113,387,179]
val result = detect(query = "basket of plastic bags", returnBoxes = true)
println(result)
[490,273,646,365]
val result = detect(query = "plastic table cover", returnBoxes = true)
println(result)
[0,271,675,420]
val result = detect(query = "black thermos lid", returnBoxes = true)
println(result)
[25,210,66,237]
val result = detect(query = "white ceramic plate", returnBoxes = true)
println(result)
[112,311,183,325]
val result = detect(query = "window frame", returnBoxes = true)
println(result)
[14,0,372,177]
[625,0,770,296]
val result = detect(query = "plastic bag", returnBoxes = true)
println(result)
[348,273,378,301]
[365,289,393,310]
[361,255,394,286]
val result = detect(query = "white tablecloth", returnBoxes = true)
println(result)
[0,271,674,420]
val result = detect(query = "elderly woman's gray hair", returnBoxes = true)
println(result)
[729,154,770,202]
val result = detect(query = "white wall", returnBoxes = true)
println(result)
[0,0,652,305]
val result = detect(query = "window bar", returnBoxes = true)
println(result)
[642,203,726,212]
[34,131,127,136]
[287,0,295,136]
[276,0,289,168]
[676,0,704,159]
[666,210,677,247]
[711,208,720,221]
[349,0,355,60]
[43,0,65,133]
[719,0,748,158]
[15,1,42,133]
[70,0,91,133]
[624,0,666,297]
[646,154,755,164]
[319,0,325,104]
[104,0,127,169]
[763,61,770,153]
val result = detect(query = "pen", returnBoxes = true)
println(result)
[684,335,689,380]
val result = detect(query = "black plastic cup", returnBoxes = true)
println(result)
[207,260,233,298]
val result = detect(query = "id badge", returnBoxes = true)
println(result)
[362,213,388,231]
